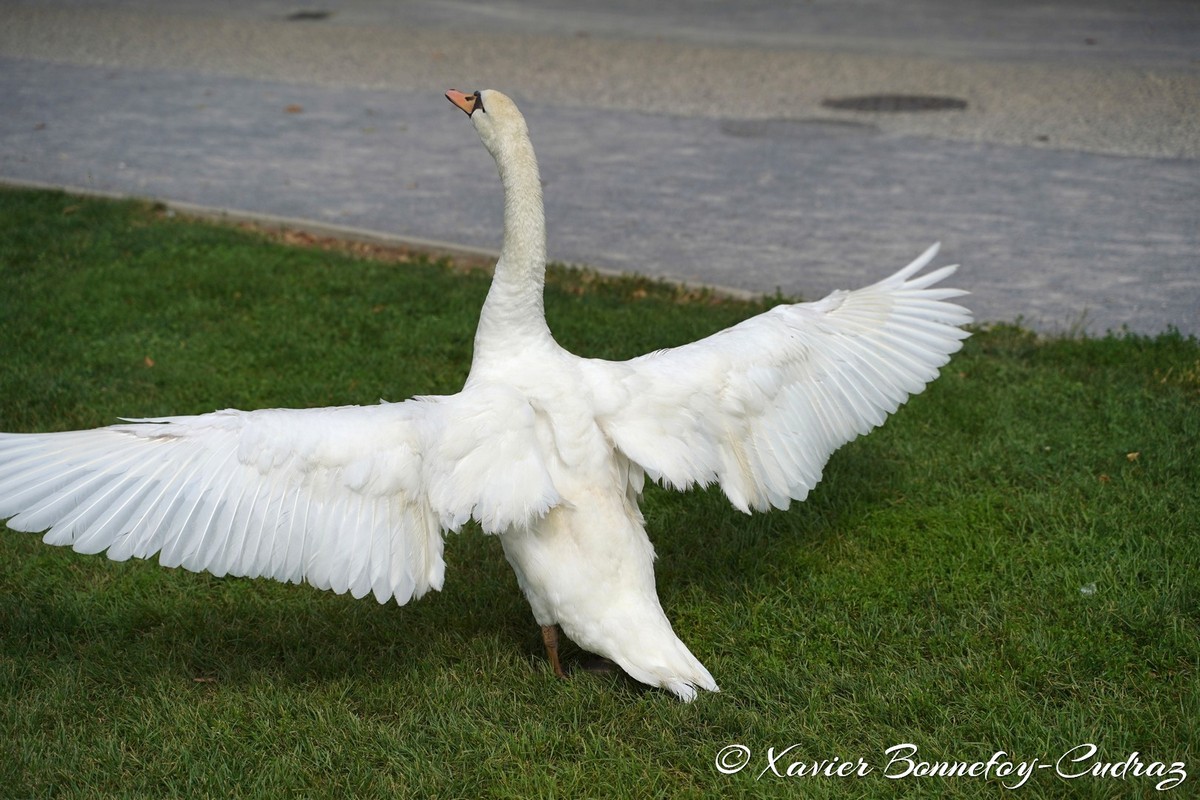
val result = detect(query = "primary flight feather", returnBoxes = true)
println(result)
[0,89,971,701]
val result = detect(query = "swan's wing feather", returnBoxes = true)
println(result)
[587,245,972,512]
[0,402,448,605]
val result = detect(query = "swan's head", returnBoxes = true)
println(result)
[445,89,529,157]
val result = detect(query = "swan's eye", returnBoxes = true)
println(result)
[472,91,486,113]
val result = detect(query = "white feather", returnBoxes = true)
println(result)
[1,89,972,702]
[585,253,970,514]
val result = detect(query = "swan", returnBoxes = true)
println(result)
[0,89,971,701]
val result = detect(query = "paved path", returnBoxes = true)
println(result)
[2,0,1197,334]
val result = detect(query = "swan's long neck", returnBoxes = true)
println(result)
[474,127,551,356]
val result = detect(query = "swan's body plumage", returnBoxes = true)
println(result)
[0,90,971,700]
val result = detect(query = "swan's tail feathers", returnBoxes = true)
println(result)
[662,655,721,703]
[649,640,720,702]
[607,624,720,702]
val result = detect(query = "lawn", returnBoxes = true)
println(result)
[1,188,1196,798]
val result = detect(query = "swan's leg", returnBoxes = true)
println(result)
[541,624,567,679]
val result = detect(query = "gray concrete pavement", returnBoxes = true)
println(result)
[1,1,1197,334]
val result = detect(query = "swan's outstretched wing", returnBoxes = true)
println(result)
[585,244,972,513]
[0,402,448,604]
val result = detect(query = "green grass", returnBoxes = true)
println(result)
[1,187,1197,798]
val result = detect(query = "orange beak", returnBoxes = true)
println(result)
[446,90,479,116]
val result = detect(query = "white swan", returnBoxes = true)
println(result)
[0,89,971,701]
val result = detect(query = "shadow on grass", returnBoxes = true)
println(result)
[648,435,899,601]
[2,529,533,688]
